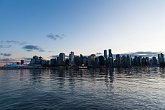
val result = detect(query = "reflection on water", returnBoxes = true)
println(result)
[0,67,165,110]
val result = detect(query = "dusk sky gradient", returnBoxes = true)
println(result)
[1,0,165,63]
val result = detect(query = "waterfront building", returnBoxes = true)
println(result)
[132,56,142,66]
[50,59,57,66]
[141,57,150,66]
[83,56,88,66]
[58,53,65,65]
[108,57,114,67]
[99,56,105,66]
[150,57,157,66]
[158,53,164,63]
[121,55,127,67]
[65,58,69,66]
[108,49,113,67]
[74,56,81,66]
[146,57,150,66]
[95,57,100,67]
[69,51,75,65]
[21,60,24,65]
[40,60,49,66]
[104,50,108,59]
[108,49,112,58]
[79,54,84,66]
[158,53,165,66]
[126,55,132,67]
[116,54,121,67]
[30,56,43,65]
[88,56,92,67]
[25,50,165,68]
[88,54,96,67]
[91,54,96,67]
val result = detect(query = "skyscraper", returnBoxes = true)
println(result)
[104,50,107,59]
[116,54,121,67]
[108,49,112,58]
[88,54,96,67]
[158,53,165,67]
[108,49,113,67]
[151,57,157,66]
[69,51,74,65]
[58,53,65,65]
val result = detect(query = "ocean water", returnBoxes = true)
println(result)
[0,67,165,110]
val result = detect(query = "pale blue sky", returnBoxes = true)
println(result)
[0,0,165,60]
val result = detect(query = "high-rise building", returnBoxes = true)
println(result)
[21,60,24,65]
[74,56,80,66]
[104,50,107,59]
[158,53,164,63]
[80,54,84,66]
[132,56,142,66]
[30,56,41,65]
[108,49,112,58]
[116,54,121,67]
[158,53,165,66]
[69,51,74,65]
[126,55,132,67]
[88,54,96,67]
[98,56,105,66]
[108,49,113,67]
[58,53,65,65]
[150,57,157,66]
[50,59,57,66]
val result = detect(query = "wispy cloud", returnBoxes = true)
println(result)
[0,58,17,64]
[0,53,12,57]
[0,40,26,45]
[118,51,160,57]
[96,52,102,55]
[47,33,64,41]
[130,51,159,57]
[48,51,54,53]
[0,40,26,49]
[23,45,45,52]
[49,55,59,59]
[0,45,12,48]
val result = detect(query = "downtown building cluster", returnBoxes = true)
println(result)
[29,49,165,68]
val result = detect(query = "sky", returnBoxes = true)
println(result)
[0,0,165,64]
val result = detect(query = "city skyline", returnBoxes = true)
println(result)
[1,49,165,68]
[2,49,165,68]
[0,49,161,66]
[1,0,165,65]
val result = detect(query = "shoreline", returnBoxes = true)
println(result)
[0,65,161,70]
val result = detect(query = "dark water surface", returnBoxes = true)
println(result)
[0,67,165,110]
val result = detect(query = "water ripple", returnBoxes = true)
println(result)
[0,67,165,110]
